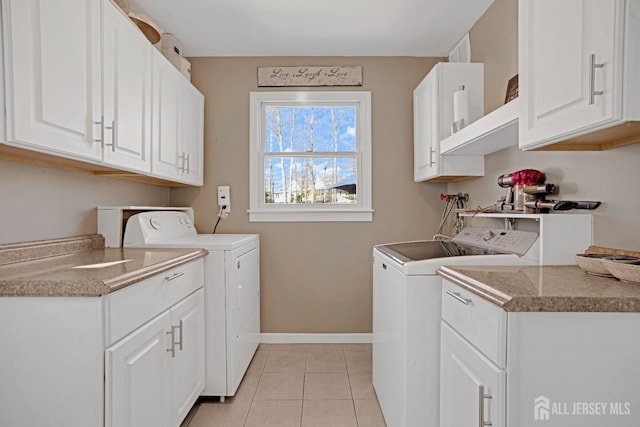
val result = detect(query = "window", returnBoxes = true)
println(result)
[249,91,372,222]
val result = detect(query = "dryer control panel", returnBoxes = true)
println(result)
[124,211,197,244]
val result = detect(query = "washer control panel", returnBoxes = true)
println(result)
[452,227,539,257]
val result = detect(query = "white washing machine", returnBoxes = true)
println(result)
[100,208,260,399]
[372,214,593,427]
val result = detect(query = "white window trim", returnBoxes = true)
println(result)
[249,91,373,222]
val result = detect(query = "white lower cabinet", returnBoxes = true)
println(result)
[106,289,204,427]
[0,259,205,427]
[440,322,505,427]
[441,279,640,427]
[107,310,173,427]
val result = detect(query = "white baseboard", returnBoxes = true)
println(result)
[260,333,372,344]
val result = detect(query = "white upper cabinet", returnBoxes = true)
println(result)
[413,63,485,182]
[180,81,204,186]
[1,0,204,185]
[102,0,151,172]
[519,0,640,150]
[151,50,204,186]
[2,0,102,160]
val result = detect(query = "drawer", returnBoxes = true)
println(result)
[441,279,507,368]
[105,258,204,346]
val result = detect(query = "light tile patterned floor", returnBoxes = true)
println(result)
[182,343,386,427]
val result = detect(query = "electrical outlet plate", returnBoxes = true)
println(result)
[218,186,230,213]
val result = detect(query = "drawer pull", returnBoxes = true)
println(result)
[164,272,185,282]
[479,385,493,426]
[446,290,472,305]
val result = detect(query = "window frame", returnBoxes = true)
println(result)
[249,91,373,222]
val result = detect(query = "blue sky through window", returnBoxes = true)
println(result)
[263,105,358,204]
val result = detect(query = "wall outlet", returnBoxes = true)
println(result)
[217,186,230,213]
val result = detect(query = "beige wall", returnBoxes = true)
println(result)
[469,0,518,114]
[171,57,446,333]
[449,0,640,251]
[0,159,169,244]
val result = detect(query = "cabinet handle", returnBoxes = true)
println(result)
[166,328,176,358]
[93,117,104,144]
[429,146,436,166]
[382,263,387,270]
[176,320,184,351]
[164,271,185,281]
[446,290,472,305]
[185,154,190,174]
[104,121,116,152]
[178,153,186,172]
[479,385,493,426]
[589,54,605,105]
[237,260,241,269]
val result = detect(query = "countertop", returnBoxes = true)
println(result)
[0,235,207,297]
[437,265,640,312]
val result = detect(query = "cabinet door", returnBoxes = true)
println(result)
[519,0,624,150]
[171,290,205,426]
[106,310,172,427]
[2,0,101,160]
[440,322,505,427]
[151,52,182,180]
[102,0,151,172]
[180,81,205,186]
[413,71,439,181]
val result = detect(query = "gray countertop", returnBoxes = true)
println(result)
[437,265,640,312]
[0,235,207,297]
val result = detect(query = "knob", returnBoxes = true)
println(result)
[482,230,496,242]
[149,218,161,230]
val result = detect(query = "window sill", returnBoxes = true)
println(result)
[248,209,373,222]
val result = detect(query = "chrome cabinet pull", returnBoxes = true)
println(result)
[164,271,185,282]
[185,154,190,174]
[178,153,186,172]
[589,54,604,105]
[446,290,472,305]
[429,146,436,166]
[93,117,104,144]
[166,320,184,358]
[104,120,116,152]
[479,385,493,426]
[166,328,176,358]
[176,320,184,351]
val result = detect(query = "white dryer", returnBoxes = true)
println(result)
[121,210,260,399]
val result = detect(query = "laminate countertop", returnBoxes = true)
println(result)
[437,265,640,312]
[0,234,207,297]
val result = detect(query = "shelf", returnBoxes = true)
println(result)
[455,211,591,219]
[440,98,519,156]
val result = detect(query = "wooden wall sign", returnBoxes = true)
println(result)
[257,66,363,87]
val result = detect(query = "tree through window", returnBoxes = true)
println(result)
[250,91,372,222]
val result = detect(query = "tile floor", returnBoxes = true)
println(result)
[182,343,386,427]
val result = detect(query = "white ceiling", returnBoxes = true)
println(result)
[133,0,495,57]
